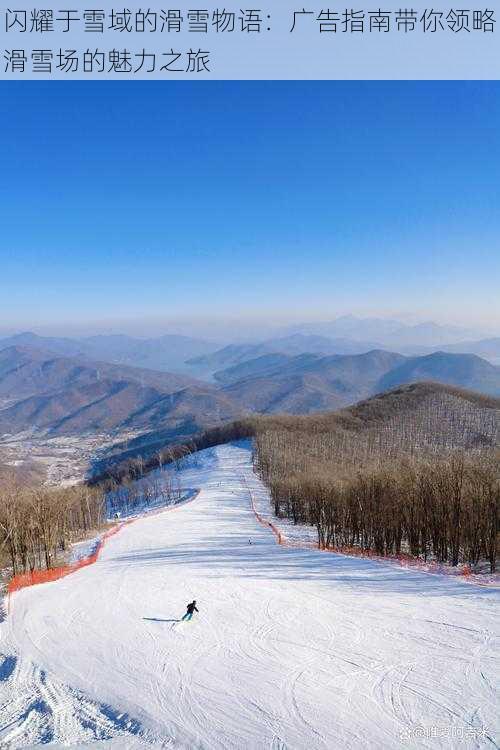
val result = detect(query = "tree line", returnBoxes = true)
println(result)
[0,480,105,576]
[253,398,499,572]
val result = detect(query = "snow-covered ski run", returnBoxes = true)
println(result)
[1,442,499,749]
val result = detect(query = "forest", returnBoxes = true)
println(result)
[0,481,105,576]
[253,387,499,572]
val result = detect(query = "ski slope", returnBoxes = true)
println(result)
[1,442,499,749]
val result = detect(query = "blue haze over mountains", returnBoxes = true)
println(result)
[0,315,499,443]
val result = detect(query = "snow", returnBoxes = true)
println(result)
[106,481,197,522]
[1,442,499,749]
[68,534,101,565]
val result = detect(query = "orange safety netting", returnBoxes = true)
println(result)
[249,490,284,545]
[248,486,476,580]
[7,519,133,596]
[7,490,201,601]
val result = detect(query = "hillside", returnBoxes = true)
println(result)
[334,382,499,454]
[213,353,294,385]
[0,345,198,399]
[340,381,500,428]
[439,337,500,364]
[186,333,380,378]
[96,381,500,488]
[247,381,500,452]
[0,332,220,374]
[219,350,500,414]
[0,347,243,438]
[0,332,85,357]
[220,350,406,413]
[378,351,500,396]
[251,380,499,574]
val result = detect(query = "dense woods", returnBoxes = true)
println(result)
[253,389,499,572]
[0,481,105,576]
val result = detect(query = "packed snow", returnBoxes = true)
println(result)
[1,442,499,749]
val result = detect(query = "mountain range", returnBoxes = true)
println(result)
[283,315,481,348]
[2,317,498,383]
[1,343,499,441]
[0,332,220,375]
[218,350,500,414]
[185,334,381,378]
[0,346,241,440]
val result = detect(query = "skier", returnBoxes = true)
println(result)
[181,600,199,622]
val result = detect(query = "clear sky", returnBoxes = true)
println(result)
[1,82,499,336]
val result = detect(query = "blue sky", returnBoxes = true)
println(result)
[1,82,499,335]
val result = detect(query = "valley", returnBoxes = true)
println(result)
[1,325,500,483]
[0,429,144,485]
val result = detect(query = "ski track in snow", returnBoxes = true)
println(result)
[1,442,499,749]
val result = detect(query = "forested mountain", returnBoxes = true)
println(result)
[187,334,380,377]
[438,337,500,363]
[219,350,500,414]
[249,382,499,572]
[0,347,242,438]
[378,352,500,395]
